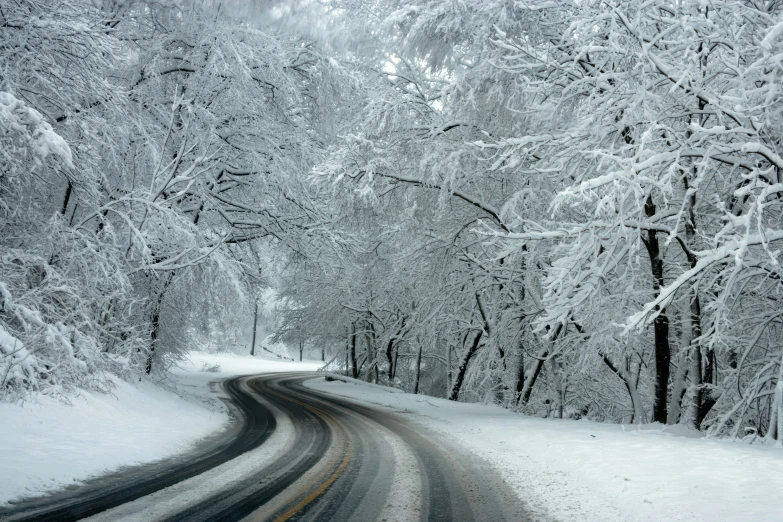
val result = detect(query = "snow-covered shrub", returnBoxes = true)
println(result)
[0,250,116,398]
[0,93,145,399]
[200,361,221,373]
[0,91,73,215]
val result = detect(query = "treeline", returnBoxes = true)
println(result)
[273,0,783,440]
[0,0,347,398]
[3,0,782,441]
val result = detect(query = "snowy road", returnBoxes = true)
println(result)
[0,373,529,522]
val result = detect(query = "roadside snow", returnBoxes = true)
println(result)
[306,375,783,522]
[0,375,223,506]
[0,352,322,506]
[176,351,322,377]
[84,379,299,522]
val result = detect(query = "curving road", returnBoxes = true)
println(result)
[0,373,529,522]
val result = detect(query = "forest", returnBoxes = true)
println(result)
[2,0,783,441]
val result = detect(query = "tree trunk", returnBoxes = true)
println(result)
[514,339,525,397]
[448,329,483,401]
[385,337,395,382]
[602,353,645,424]
[413,340,423,394]
[667,348,689,425]
[391,341,399,380]
[519,345,548,407]
[685,46,715,429]
[682,172,714,428]
[549,356,565,419]
[147,308,159,374]
[644,196,671,423]
[68,202,79,226]
[518,324,562,408]
[60,181,73,216]
[765,351,783,443]
[349,323,358,379]
[386,318,405,383]
[682,353,701,429]
[299,340,303,362]
[345,339,349,377]
[355,353,366,376]
[449,293,491,401]
[146,273,174,374]
[364,321,375,383]
[446,340,452,398]
[250,300,258,356]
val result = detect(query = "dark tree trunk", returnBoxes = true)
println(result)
[61,181,73,216]
[146,273,174,374]
[449,294,490,401]
[520,347,547,406]
[644,196,671,423]
[413,341,423,394]
[693,286,716,427]
[391,342,399,380]
[686,237,715,428]
[68,202,79,226]
[514,339,525,396]
[250,300,258,356]
[386,337,395,381]
[364,320,376,383]
[681,80,715,429]
[386,317,405,383]
[448,329,483,401]
[549,356,565,419]
[518,324,562,408]
[349,322,358,379]
[147,307,160,374]
[446,341,453,397]
[651,313,671,423]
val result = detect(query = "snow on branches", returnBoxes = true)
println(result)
[297,0,783,439]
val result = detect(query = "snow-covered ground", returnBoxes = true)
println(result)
[6,353,778,521]
[177,351,322,377]
[306,375,783,522]
[0,352,322,506]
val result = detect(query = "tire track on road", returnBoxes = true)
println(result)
[0,377,276,522]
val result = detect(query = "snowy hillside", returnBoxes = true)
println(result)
[0,353,321,506]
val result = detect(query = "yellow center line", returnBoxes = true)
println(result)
[249,378,354,522]
[273,443,353,522]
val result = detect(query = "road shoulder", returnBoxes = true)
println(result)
[0,352,320,508]
[305,375,783,522]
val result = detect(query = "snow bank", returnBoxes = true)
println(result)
[306,377,783,522]
[0,375,223,506]
[0,351,322,506]
[176,351,323,376]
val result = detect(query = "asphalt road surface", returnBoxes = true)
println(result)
[0,373,530,522]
